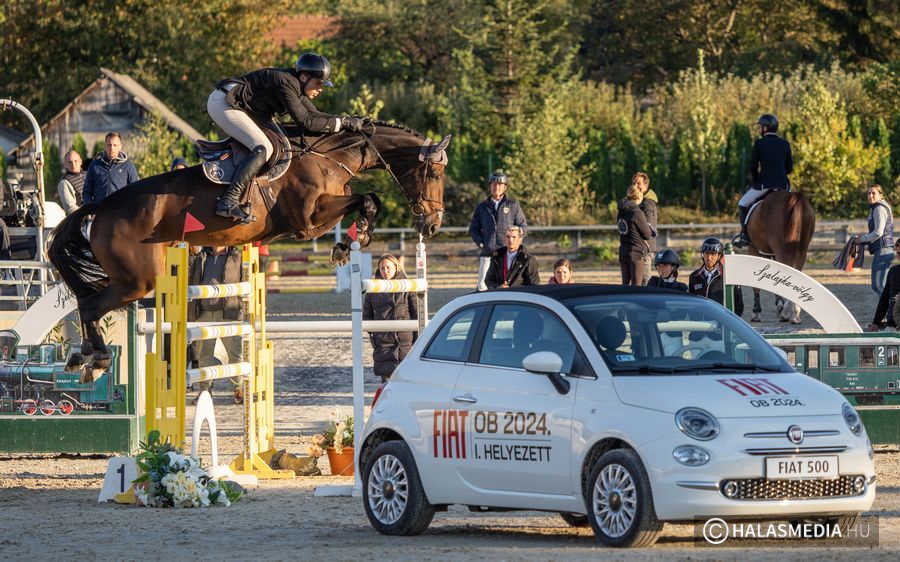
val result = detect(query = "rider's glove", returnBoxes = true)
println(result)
[341,116,364,132]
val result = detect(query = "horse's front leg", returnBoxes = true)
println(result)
[312,193,382,266]
[751,289,762,322]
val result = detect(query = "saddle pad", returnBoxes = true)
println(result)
[201,134,292,186]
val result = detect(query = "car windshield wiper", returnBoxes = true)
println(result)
[670,362,782,373]
[609,365,675,375]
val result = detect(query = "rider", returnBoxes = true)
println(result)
[647,248,687,292]
[207,52,365,223]
[688,237,744,315]
[733,114,793,248]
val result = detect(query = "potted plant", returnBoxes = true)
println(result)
[307,410,355,476]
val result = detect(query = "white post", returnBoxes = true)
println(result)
[350,241,364,495]
[416,236,427,333]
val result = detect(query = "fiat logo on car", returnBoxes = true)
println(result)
[787,425,804,445]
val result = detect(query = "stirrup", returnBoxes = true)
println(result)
[732,233,750,248]
[216,200,256,224]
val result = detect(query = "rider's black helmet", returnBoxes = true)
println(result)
[654,248,681,267]
[700,237,724,254]
[756,114,779,133]
[295,53,333,87]
[489,170,508,185]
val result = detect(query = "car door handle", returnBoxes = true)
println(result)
[452,394,477,404]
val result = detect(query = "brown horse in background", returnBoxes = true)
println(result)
[746,190,816,323]
[48,123,450,374]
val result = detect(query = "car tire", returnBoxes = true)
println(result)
[362,440,435,535]
[585,449,663,547]
[559,513,590,527]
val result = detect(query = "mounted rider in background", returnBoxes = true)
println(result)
[206,52,365,223]
[733,114,793,248]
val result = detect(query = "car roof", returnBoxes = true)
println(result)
[497,284,704,303]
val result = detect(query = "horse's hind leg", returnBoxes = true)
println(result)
[751,288,762,322]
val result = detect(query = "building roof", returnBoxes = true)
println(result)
[268,15,338,48]
[0,125,27,154]
[10,67,201,155]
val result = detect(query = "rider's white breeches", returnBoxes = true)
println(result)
[207,89,274,161]
[739,187,770,207]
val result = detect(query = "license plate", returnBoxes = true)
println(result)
[766,456,839,480]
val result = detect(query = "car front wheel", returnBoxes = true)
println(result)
[363,440,435,535]
[586,449,663,547]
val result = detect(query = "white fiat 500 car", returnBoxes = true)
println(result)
[359,285,876,547]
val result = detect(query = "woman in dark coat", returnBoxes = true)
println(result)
[363,254,418,382]
[617,185,654,286]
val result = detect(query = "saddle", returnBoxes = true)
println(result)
[195,123,293,186]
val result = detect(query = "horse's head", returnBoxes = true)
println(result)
[366,124,451,238]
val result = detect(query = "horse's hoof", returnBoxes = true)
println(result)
[791,317,802,325]
[330,243,350,266]
[751,314,761,322]
[92,352,111,370]
[779,316,790,323]
[64,353,85,372]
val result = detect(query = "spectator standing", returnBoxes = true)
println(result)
[188,246,244,404]
[485,226,540,289]
[647,249,687,292]
[363,254,418,383]
[688,237,744,315]
[548,258,573,284]
[617,184,653,286]
[634,172,659,284]
[468,170,528,291]
[858,184,894,296]
[867,239,900,331]
[83,132,139,205]
[57,150,86,214]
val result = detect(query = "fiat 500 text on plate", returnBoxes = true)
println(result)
[358,285,876,547]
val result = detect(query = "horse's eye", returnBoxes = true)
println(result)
[428,171,441,181]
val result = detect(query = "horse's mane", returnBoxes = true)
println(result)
[368,120,426,139]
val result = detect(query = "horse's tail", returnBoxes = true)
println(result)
[783,191,814,268]
[48,204,107,300]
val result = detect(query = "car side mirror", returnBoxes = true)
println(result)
[523,351,570,394]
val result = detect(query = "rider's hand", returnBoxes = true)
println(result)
[341,116,364,132]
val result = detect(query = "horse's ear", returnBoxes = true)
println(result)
[428,135,452,163]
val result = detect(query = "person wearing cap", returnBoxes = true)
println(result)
[207,52,365,223]
[468,170,529,291]
[733,113,793,248]
[647,248,687,292]
[170,157,188,171]
[688,237,744,315]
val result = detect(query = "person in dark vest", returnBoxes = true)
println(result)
[867,239,900,331]
[207,52,365,223]
[57,150,86,214]
[617,184,653,286]
[82,132,140,205]
[187,246,245,404]
[688,237,744,315]
[485,226,540,289]
[858,184,894,296]
[648,248,687,292]
[363,254,418,383]
[468,170,528,291]
[634,172,659,284]
[733,114,793,248]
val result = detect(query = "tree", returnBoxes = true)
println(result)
[71,133,88,160]
[130,112,190,178]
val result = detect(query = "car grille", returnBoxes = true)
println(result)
[721,475,864,500]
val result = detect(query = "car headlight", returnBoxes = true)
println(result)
[673,445,710,466]
[675,407,720,441]
[842,403,862,436]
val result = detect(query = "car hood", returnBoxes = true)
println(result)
[612,372,845,417]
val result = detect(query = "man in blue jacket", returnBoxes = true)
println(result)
[82,132,140,204]
[468,170,528,291]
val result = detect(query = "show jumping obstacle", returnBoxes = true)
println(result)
[145,244,293,479]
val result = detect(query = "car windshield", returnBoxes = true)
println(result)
[566,294,792,375]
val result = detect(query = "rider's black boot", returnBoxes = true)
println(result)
[732,205,751,248]
[215,145,267,224]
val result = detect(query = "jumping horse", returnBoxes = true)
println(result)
[745,190,816,324]
[49,122,451,374]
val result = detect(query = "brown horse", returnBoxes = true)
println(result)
[745,190,816,323]
[48,122,450,372]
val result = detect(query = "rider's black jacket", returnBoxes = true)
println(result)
[688,265,744,316]
[750,133,793,189]
[218,68,341,133]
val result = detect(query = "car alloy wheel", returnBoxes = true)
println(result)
[593,463,638,537]
[368,453,409,525]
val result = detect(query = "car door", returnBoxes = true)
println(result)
[448,303,579,497]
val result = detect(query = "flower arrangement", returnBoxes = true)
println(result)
[133,430,243,508]
[307,410,354,457]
